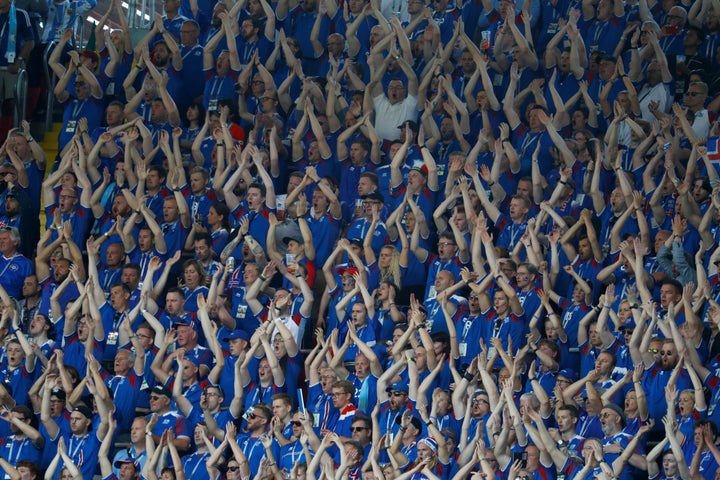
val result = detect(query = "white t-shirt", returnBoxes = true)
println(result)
[373,93,419,142]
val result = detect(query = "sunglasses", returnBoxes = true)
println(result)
[390,391,406,397]
[350,426,369,432]
[228,466,240,472]
[291,421,303,426]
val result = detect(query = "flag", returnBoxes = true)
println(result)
[708,137,720,162]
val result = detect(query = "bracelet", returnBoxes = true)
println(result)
[268,462,277,467]
[260,274,268,281]
[27,137,35,143]
[425,420,432,426]
[463,372,474,381]
[559,180,567,185]
[129,334,136,338]
[146,432,153,436]
[488,181,495,187]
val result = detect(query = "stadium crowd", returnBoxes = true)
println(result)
[3,0,720,478]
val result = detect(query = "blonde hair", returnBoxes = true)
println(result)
[380,245,402,289]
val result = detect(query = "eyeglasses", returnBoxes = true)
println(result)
[473,398,489,404]
[390,391,406,397]
[247,412,259,419]
[203,392,219,397]
[149,395,163,401]
[350,426,369,432]
[600,412,616,418]
[687,91,703,96]
[660,351,675,356]
[228,466,240,472]
[648,348,659,354]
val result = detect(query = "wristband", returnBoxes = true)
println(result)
[260,274,268,281]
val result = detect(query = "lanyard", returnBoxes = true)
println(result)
[592,21,607,46]
[6,437,28,464]
[69,434,88,460]
[386,409,400,433]
[461,317,473,342]
[243,437,262,459]
[492,318,503,337]
[71,100,87,119]
[209,77,223,99]
[186,452,209,478]
[520,132,540,158]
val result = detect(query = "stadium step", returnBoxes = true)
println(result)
[39,122,63,167]
[39,122,63,232]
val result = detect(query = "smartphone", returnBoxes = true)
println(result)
[512,451,528,468]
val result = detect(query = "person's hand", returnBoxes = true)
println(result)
[260,433,273,448]
[508,459,523,480]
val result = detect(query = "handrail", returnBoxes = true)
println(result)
[14,67,28,128]
[43,41,57,132]
[73,14,85,49]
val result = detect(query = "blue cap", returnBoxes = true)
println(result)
[114,458,139,469]
[386,382,409,394]
[223,330,251,342]
[557,369,578,382]
[173,317,196,330]
[619,319,636,330]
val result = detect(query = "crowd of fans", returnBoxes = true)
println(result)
[3,0,720,478]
